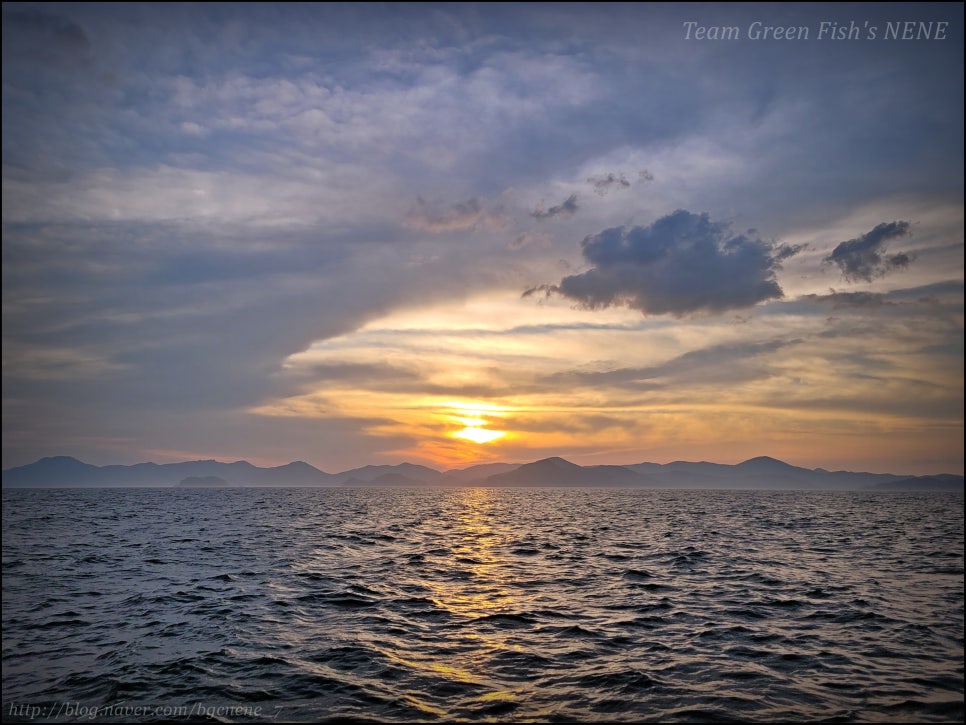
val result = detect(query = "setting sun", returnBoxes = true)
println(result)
[447,402,508,445]
[453,427,506,444]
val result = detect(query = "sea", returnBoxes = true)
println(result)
[2,487,963,723]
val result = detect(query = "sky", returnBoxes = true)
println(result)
[2,3,963,475]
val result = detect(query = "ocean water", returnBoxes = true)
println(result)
[2,487,963,723]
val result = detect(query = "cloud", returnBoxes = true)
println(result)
[531,193,578,220]
[507,231,552,250]
[406,196,508,232]
[799,290,894,309]
[1,8,92,67]
[526,210,803,315]
[789,281,963,323]
[588,172,630,195]
[823,221,914,282]
[549,338,795,390]
[2,4,962,473]
[587,169,653,196]
[289,362,421,386]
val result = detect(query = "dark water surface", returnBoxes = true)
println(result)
[2,487,963,723]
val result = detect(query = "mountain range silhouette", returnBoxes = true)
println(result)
[2,455,961,491]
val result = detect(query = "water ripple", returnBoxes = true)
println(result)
[2,487,963,723]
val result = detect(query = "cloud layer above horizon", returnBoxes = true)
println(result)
[3,3,963,474]
[526,210,804,314]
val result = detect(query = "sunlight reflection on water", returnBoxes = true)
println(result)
[2,487,962,723]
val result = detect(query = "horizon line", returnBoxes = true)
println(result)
[4,453,962,479]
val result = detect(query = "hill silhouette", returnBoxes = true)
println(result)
[2,455,961,491]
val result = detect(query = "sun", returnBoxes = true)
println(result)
[446,402,508,445]
[453,426,505,444]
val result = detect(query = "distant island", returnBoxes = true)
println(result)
[177,475,229,488]
[1,454,962,491]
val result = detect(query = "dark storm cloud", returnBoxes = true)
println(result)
[823,221,914,282]
[526,210,803,315]
[531,194,579,220]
